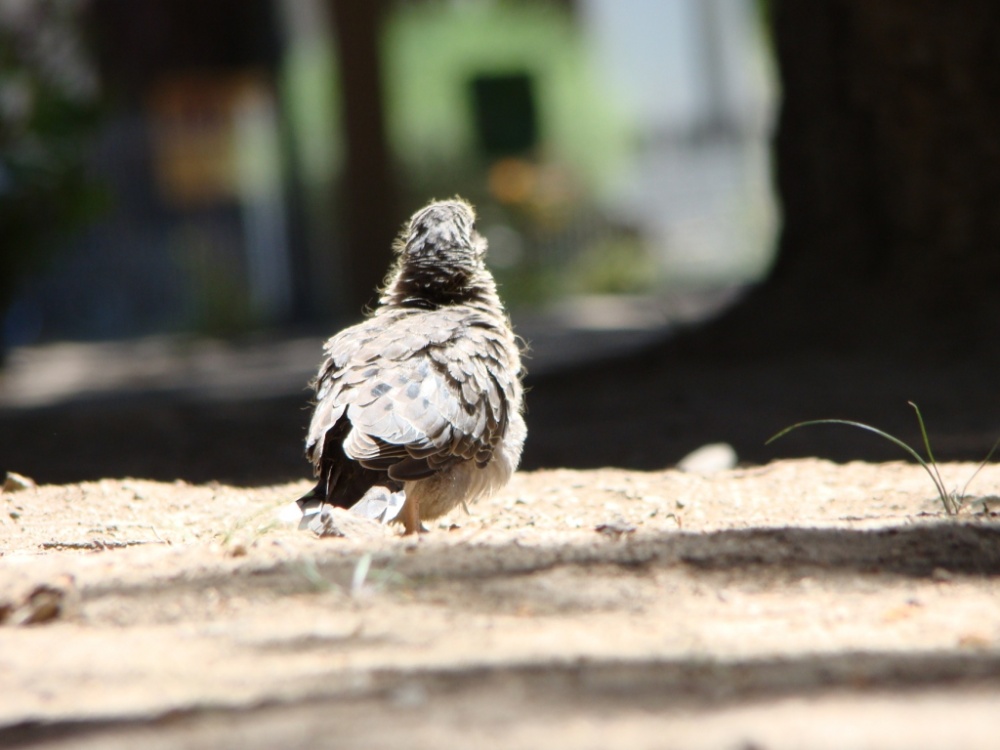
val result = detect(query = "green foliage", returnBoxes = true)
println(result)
[566,234,658,295]
[384,1,628,189]
[492,265,565,309]
[767,402,1000,516]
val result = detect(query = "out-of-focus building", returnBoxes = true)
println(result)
[578,0,775,284]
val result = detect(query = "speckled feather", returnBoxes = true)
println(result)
[303,199,526,531]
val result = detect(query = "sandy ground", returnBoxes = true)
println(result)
[3,460,1000,749]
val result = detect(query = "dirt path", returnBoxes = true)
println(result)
[2,460,1000,749]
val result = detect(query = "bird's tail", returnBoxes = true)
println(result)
[295,483,326,531]
[349,486,407,524]
[296,483,323,506]
[295,481,405,529]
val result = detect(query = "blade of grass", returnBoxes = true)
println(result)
[908,402,951,511]
[351,553,372,597]
[767,418,953,512]
[958,436,1000,502]
[768,419,935,469]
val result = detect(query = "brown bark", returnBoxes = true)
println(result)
[689,0,1000,356]
[327,0,399,315]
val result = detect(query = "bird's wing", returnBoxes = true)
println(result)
[307,308,515,481]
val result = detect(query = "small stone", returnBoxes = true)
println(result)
[595,521,636,539]
[977,495,1000,514]
[677,443,738,474]
[3,472,36,493]
[12,580,74,626]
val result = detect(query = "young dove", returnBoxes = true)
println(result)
[299,198,526,534]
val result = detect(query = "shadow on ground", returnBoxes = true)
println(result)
[5,648,1000,750]
[2,341,999,486]
[4,519,1000,749]
[0,353,997,486]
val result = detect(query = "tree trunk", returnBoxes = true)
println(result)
[689,0,1000,356]
[328,0,399,315]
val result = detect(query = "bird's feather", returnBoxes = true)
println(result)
[301,198,526,532]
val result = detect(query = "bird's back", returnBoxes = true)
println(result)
[305,302,522,512]
[301,197,525,532]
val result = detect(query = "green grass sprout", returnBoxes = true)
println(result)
[767,401,1000,515]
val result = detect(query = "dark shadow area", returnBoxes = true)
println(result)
[523,344,1000,472]
[3,647,1000,748]
[2,341,999,485]
[305,523,1000,582]
[71,523,1000,609]
[0,391,309,486]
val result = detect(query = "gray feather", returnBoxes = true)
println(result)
[301,198,526,532]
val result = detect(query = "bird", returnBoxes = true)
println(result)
[299,198,526,535]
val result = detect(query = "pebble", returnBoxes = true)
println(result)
[676,443,738,474]
[3,472,36,493]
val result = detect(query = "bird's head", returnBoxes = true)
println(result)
[382,198,496,309]
[398,198,485,267]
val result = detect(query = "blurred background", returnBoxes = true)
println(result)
[1,0,774,348]
[2,0,999,485]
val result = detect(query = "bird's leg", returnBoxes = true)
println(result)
[400,496,421,535]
